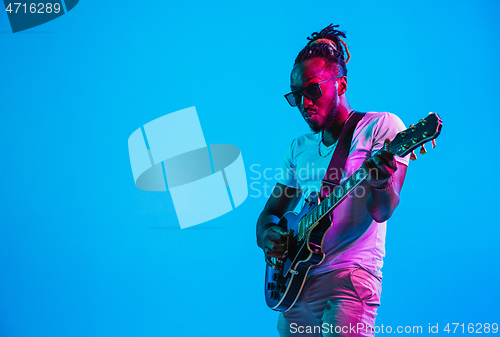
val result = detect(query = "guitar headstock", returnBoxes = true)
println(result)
[389,113,443,160]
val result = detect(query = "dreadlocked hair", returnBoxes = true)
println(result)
[294,24,350,76]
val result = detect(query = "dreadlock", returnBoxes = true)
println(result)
[294,24,350,76]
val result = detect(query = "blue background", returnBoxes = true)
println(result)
[1,0,499,336]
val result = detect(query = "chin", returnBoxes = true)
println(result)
[306,121,321,133]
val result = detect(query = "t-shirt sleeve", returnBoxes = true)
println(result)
[372,112,410,166]
[277,138,301,189]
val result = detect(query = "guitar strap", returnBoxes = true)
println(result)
[320,111,365,198]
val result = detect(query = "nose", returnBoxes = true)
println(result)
[299,94,314,109]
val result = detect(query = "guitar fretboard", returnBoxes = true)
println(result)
[297,165,369,241]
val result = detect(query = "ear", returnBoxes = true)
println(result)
[337,76,348,96]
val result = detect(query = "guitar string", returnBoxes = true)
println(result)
[284,168,368,248]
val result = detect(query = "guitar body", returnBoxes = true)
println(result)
[265,191,332,312]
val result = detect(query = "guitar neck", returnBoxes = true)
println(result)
[297,163,370,241]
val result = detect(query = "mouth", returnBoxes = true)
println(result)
[304,111,316,119]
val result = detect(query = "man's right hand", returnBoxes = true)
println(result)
[256,183,301,268]
[258,226,288,268]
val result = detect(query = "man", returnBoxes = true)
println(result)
[256,24,409,337]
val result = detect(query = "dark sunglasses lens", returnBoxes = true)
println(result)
[285,93,297,107]
[285,83,322,107]
[303,84,322,101]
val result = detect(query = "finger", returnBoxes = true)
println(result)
[371,158,395,178]
[263,237,285,251]
[267,231,284,241]
[378,151,396,166]
[365,161,388,186]
[383,138,391,151]
[265,226,284,237]
[266,246,286,258]
[364,159,380,178]
[380,139,394,158]
[273,226,288,236]
[264,253,275,267]
[270,244,286,255]
[373,153,396,170]
[265,248,278,259]
[363,159,375,171]
[268,244,288,258]
[373,156,393,173]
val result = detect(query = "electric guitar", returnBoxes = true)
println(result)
[265,113,443,312]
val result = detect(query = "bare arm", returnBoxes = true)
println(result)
[366,162,407,222]
[256,183,302,265]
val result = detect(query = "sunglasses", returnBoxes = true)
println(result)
[284,75,343,107]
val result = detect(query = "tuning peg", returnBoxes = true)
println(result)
[410,150,417,161]
[432,139,436,149]
[419,144,427,155]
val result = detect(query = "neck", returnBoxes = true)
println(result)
[322,96,353,146]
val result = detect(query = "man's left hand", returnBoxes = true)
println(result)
[364,138,397,189]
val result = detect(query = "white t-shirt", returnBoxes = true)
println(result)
[278,111,409,278]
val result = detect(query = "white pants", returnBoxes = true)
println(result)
[277,267,381,337]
